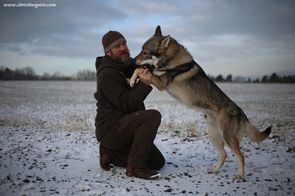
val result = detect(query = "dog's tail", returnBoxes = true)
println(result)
[244,120,272,142]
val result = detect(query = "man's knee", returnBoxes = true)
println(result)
[134,109,161,137]
[145,109,161,126]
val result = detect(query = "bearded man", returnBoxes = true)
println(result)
[94,30,165,180]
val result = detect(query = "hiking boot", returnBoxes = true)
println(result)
[99,144,112,171]
[126,165,161,180]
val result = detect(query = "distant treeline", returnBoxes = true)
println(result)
[208,73,295,83]
[0,66,95,81]
[0,66,295,83]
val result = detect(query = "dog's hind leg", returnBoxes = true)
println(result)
[224,136,245,179]
[206,114,227,174]
[220,115,245,179]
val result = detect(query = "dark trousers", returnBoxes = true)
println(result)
[101,109,165,169]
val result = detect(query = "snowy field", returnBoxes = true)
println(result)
[0,81,294,196]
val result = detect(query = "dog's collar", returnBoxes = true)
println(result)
[157,60,197,79]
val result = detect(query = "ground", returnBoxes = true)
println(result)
[0,81,294,196]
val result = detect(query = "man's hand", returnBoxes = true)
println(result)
[138,68,152,85]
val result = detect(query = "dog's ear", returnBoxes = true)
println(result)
[154,25,162,37]
[161,35,170,48]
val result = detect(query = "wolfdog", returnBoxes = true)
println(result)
[131,26,271,179]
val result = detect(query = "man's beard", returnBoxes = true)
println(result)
[110,50,131,64]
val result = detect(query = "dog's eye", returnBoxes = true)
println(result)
[150,51,159,57]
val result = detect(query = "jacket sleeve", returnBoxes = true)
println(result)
[101,69,152,114]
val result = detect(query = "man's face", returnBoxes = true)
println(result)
[107,40,130,64]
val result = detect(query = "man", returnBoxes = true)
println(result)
[94,30,165,180]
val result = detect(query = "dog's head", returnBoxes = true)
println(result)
[135,26,178,70]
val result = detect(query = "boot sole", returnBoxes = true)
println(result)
[126,172,161,180]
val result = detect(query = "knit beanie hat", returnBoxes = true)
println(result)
[102,31,126,53]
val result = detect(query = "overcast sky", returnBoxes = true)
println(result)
[1,0,295,78]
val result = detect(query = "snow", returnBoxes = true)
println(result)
[0,81,294,195]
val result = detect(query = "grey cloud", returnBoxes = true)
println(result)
[0,0,125,42]
[29,32,100,58]
[179,0,295,40]
[0,0,126,58]
[1,0,294,77]
[122,0,295,42]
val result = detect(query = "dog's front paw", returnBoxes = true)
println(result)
[130,78,139,87]
[129,79,135,87]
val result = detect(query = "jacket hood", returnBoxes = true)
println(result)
[95,56,103,71]
[95,55,130,73]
